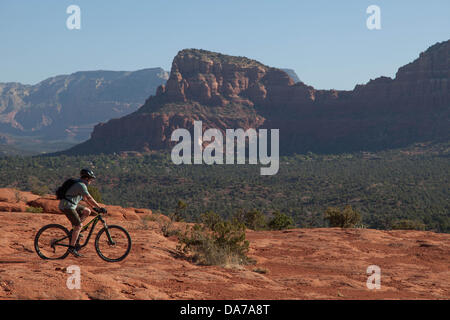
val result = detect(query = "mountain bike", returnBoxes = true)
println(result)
[34,211,131,262]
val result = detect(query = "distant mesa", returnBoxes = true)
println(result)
[0,68,169,154]
[281,69,301,83]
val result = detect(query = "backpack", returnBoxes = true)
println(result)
[56,178,81,203]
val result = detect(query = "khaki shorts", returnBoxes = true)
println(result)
[61,205,86,227]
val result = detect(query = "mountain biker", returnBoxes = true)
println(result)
[58,168,107,257]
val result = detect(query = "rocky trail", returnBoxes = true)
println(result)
[0,189,449,300]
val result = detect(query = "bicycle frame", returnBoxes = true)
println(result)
[53,213,113,249]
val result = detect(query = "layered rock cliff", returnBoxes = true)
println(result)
[0,68,169,153]
[63,41,449,155]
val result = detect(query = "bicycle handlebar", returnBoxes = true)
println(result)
[93,207,108,214]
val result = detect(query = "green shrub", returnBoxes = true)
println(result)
[354,223,368,229]
[26,176,50,196]
[14,191,25,203]
[139,214,157,230]
[391,219,426,231]
[160,201,188,237]
[160,213,182,237]
[200,211,223,229]
[233,209,267,230]
[324,205,361,228]
[31,185,50,196]
[87,185,102,203]
[268,211,294,230]
[161,222,181,237]
[173,200,187,222]
[26,206,43,213]
[178,212,250,266]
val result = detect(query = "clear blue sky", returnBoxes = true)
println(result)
[1,0,449,89]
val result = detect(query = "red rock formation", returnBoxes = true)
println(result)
[0,188,39,203]
[24,193,141,221]
[353,40,449,109]
[0,68,169,153]
[27,196,61,214]
[0,188,39,212]
[63,41,449,155]
[0,187,449,299]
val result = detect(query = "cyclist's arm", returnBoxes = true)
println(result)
[84,193,101,210]
[79,182,104,212]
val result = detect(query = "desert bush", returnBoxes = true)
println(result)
[27,176,49,196]
[87,185,102,203]
[139,214,157,230]
[161,219,181,237]
[177,212,250,266]
[268,211,294,230]
[14,191,26,203]
[200,211,223,229]
[160,214,178,237]
[31,185,50,196]
[324,205,361,228]
[233,209,267,230]
[26,206,43,213]
[173,200,187,222]
[354,222,368,229]
[161,201,188,237]
[391,219,426,231]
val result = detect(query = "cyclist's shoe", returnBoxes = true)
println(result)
[68,246,83,258]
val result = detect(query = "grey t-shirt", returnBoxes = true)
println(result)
[58,179,90,210]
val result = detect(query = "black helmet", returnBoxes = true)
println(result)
[80,168,96,179]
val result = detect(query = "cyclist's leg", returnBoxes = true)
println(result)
[62,208,82,247]
[76,205,91,223]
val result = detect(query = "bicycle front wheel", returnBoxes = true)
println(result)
[95,225,131,262]
[34,224,71,260]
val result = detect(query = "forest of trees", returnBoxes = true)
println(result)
[0,142,448,233]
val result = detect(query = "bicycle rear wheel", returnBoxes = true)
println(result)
[95,225,131,262]
[34,224,71,260]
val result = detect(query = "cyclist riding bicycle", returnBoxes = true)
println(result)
[58,168,107,257]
